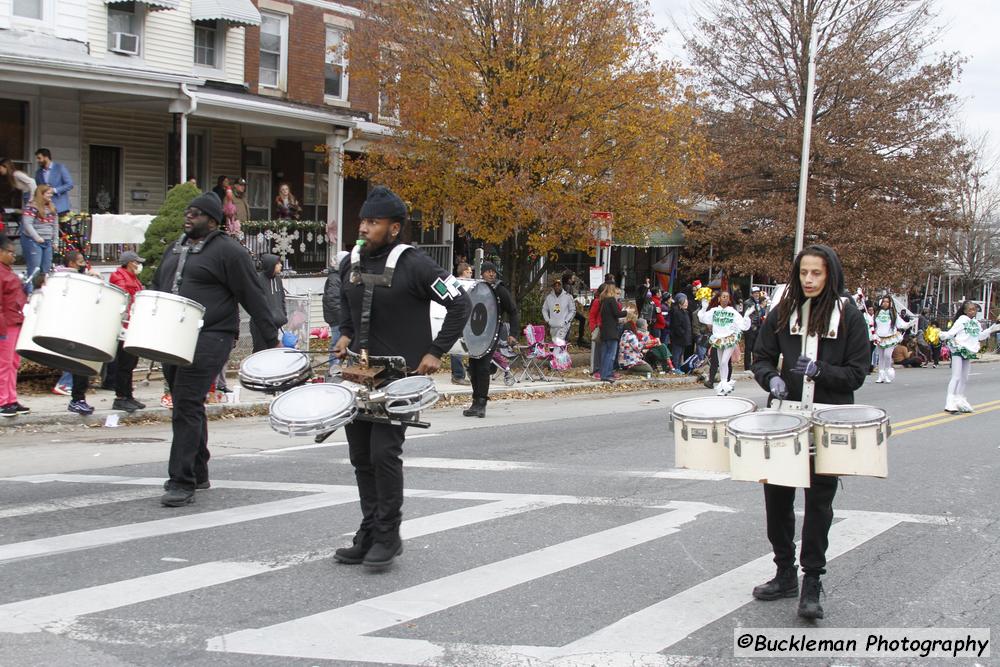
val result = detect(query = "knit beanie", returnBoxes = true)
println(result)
[637,318,648,331]
[359,186,408,220]
[188,192,224,224]
[674,293,687,304]
[481,261,498,274]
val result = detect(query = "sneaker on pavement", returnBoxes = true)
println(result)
[113,397,138,413]
[129,398,147,410]
[162,479,210,490]
[12,402,30,414]
[52,384,71,396]
[160,393,173,408]
[451,377,471,386]
[0,404,17,418]
[160,485,195,507]
[68,400,95,416]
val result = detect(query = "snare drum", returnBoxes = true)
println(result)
[268,383,359,436]
[381,376,439,415]
[123,291,206,366]
[16,294,102,376]
[812,405,889,478]
[32,273,128,362]
[670,396,757,473]
[727,412,812,488]
[238,348,312,393]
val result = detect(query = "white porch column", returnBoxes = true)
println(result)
[325,128,350,264]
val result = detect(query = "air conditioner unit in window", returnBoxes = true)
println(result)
[111,32,140,55]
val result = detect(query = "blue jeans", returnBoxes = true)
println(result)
[57,371,73,388]
[450,353,465,380]
[672,346,685,371]
[20,237,52,292]
[327,325,341,367]
[599,339,617,380]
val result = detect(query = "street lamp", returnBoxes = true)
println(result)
[793,0,869,257]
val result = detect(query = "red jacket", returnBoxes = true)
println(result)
[652,295,666,330]
[588,297,602,332]
[0,263,27,331]
[110,267,144,327]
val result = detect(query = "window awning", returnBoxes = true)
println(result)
[190,0,261,26]
[105,0,180,11]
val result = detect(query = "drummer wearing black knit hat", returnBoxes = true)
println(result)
[333,185,470,569]
[152,191,280,507]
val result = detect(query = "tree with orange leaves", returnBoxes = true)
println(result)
[347,0,712,296]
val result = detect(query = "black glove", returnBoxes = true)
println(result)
[791,355,819,378]
[768,376,788,399]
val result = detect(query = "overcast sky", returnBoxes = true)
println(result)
[648,0,1000,157]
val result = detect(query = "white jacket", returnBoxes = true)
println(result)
[873,309,908,337]
[542,290,576,327]
[698,304,751,340]
[940,315,1000,355]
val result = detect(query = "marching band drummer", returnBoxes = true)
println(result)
[750,244,871,620]
[332,186,470,569]
[152,192,280,508]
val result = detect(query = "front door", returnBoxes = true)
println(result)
[89,145,122,214]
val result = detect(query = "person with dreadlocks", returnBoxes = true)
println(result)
[750,245,871,621]
[939,300,1000,413]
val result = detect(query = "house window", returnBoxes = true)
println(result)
[194,20,221,68]
[107,2,142,56]
[324,27,348,101]
[12,0,42,19]
[303,154,329,221]
[378,47,400,121]
[259,12,287,89]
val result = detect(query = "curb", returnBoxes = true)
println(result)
[1,373,710,429]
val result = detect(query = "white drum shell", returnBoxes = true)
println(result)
[670,397,757,473]
[728,414,811,488]
[382,376,440,415]
[33,273,128,362]
[16,294,102,376]
[812,405,889,478]
[123,291,205,366]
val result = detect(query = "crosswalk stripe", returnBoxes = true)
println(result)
[0,489,360,564]
[204,501,733,663]
[0,488,160,519]
[206,509,916,665]
[0,496,577,635]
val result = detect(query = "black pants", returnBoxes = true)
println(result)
[468,354,492,402]
[345,419,407,538]
[744,328,758,370]
[930,343,941,364]
[573,312,588,345]
[163,331,234,490]
[250,321,272,353]
[71,375,88,402]
[764,467,839,577]
[113,341,139,398]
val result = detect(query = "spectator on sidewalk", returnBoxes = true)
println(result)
[109,251,146,413]
[0,235,29,418]
[598,285,626,382]
[212,175,229,202]
[618,308,653,376]
[636,317,672,373]
[924,319,942,368]
[0,157,36,205]
[562,271,589,347]
[33,148,74,217]
[232,178,251,226]
[19,184,58,292]
[274,183,302,220]
[542,278,575,343]
[669,293,691,373]
[251,253,288,353]
[449,262,473,385]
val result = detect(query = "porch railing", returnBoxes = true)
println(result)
[415,243,452,270]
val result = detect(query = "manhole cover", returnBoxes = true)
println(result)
[84,437,167,445]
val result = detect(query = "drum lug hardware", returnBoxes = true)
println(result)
[850,429,857,450]
[877,427,884,445]
[712,424,718,443]
[733,438,741,457]
[681,424,688,440]
[794,437,801,456]
[669,414,674,433]
[822,432,828,448]
[724,435,729,449]
[887,422,892,438]
[764,440,771,460]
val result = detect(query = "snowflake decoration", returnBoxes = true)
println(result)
[299,242,306,253]
[306,232,313,242]
[271,228,296,262]
[317,234,325,245]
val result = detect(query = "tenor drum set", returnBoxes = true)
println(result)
[17,272,207,375]
[671,396,890,487]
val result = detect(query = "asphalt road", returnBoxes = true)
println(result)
[0,363,997,666]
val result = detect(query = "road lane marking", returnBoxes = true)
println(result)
[205,501,733,663]
[0,495,567,635]
[0,489,361,564]
[890,397,1000,428]
[893,403,1000,435]
[0,488,160,520]
[205,509,922,665]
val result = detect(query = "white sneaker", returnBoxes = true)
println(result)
[875,370,885,383]
[715,384,727,396]
[886,367,895,383]
[725,380,736,395]
[958,396,974,413]
[944,395,959,413]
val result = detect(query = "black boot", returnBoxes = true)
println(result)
[334,530,373,564]
[797,575,824,619]
[363,533,403,569]
[462,398,486,418]
[752,567,799,601]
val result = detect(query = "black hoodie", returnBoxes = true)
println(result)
[256,253,288,328]
[751,245,870,405]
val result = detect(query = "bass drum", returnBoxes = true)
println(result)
[429,279,500,359]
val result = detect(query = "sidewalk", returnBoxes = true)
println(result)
[2,368,704,429]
